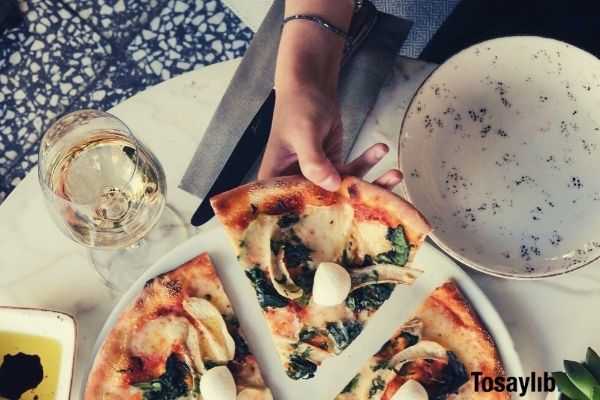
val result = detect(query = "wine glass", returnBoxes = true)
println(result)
[38,110,190,292]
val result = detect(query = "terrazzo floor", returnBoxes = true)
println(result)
[0,0,252,202]
[0,0,459,203]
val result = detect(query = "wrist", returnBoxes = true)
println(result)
[275,22,345,97]
[285,0,353,30]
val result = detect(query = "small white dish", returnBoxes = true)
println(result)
[0,307,76,400]
[399,36,600,278]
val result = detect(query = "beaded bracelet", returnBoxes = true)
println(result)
[282,14,349,40]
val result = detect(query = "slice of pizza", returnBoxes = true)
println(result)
[336,281,508,400]
[211,176,431,380]
[85,253,272,400]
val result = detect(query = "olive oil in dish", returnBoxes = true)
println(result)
[0,331,62,399]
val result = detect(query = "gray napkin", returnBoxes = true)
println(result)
[180,0,412,199]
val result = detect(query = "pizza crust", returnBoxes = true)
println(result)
[211,175,432,255]
[336,280,508,400]
[210,175,339,242]
[338,176,431,246]
[416,281,508,400]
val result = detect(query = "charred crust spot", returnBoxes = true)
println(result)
[212,197,230,213]
[120,356,145,380]
[236,212,254,231]
[164,279,182,297]
[144,277,156,288]
[347,184,359,198]
[264,195,304,215]
[129,356,144,373]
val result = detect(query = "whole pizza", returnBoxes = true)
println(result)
[85,175,510,400]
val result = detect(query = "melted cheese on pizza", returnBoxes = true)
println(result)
[303,302,354,329]
[265,306,302,341]
[293,203,354,264]
[240,214,279,268]
[350,220,393,260]
[130,315,190,376]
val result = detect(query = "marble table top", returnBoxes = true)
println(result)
[1,55,599,399]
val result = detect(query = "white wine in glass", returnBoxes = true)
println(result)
[39,110,189,291]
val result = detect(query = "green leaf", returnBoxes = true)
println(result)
[553,372,588,400]
[565,360,600,398]
[245,267,288,308]
[593,387,600,400]
[586,348,600,383]
[372,226,410,266]
[286,353,317,380]
[341,375,360,394]
[133,354,191,400]
[326,320,363,353]
[346,283,394,313]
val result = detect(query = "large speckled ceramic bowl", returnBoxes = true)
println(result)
[399,36,600,278]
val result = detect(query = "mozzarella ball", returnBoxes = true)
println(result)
[391,379,429,400]
[200,366,237,400]
[312,262,351,306]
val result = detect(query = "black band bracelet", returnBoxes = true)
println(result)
[282,14,349,40]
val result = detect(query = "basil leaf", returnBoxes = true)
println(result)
[341,375,360,394]
[346,283,394,313]
[245,267,288,308]
[326,320,363,352]
[399,331,420,347]
[278,213,300,228]
[286,352,317,380]
[133,354,191,400]
[374,226,410,266]
[368,376,386,398]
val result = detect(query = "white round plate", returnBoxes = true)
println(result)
[84,221,523,400]
[399,36,600,278]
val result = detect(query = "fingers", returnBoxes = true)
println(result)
[297,144,341,191]
[373,169,404,190]
[323,122,343,165]
[339,143,389,178]
[258,138,295,180]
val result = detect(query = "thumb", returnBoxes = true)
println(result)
[295,134,341,191]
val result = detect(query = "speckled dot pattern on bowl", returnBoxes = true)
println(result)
[399,36,600,278]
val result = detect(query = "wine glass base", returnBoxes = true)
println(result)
[90,204,192,293]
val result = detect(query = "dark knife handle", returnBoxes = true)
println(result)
[190,91,276,226]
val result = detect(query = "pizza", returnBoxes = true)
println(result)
[336,281,508,400]
[210,175,432,380]
[84,253,272,400]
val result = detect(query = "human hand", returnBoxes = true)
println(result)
[258,84,403,191]
[258,0,402,192]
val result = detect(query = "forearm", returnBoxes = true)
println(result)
[275,0,354,96]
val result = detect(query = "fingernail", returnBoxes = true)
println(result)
[321,175,341,191]
[375,145,389,159]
